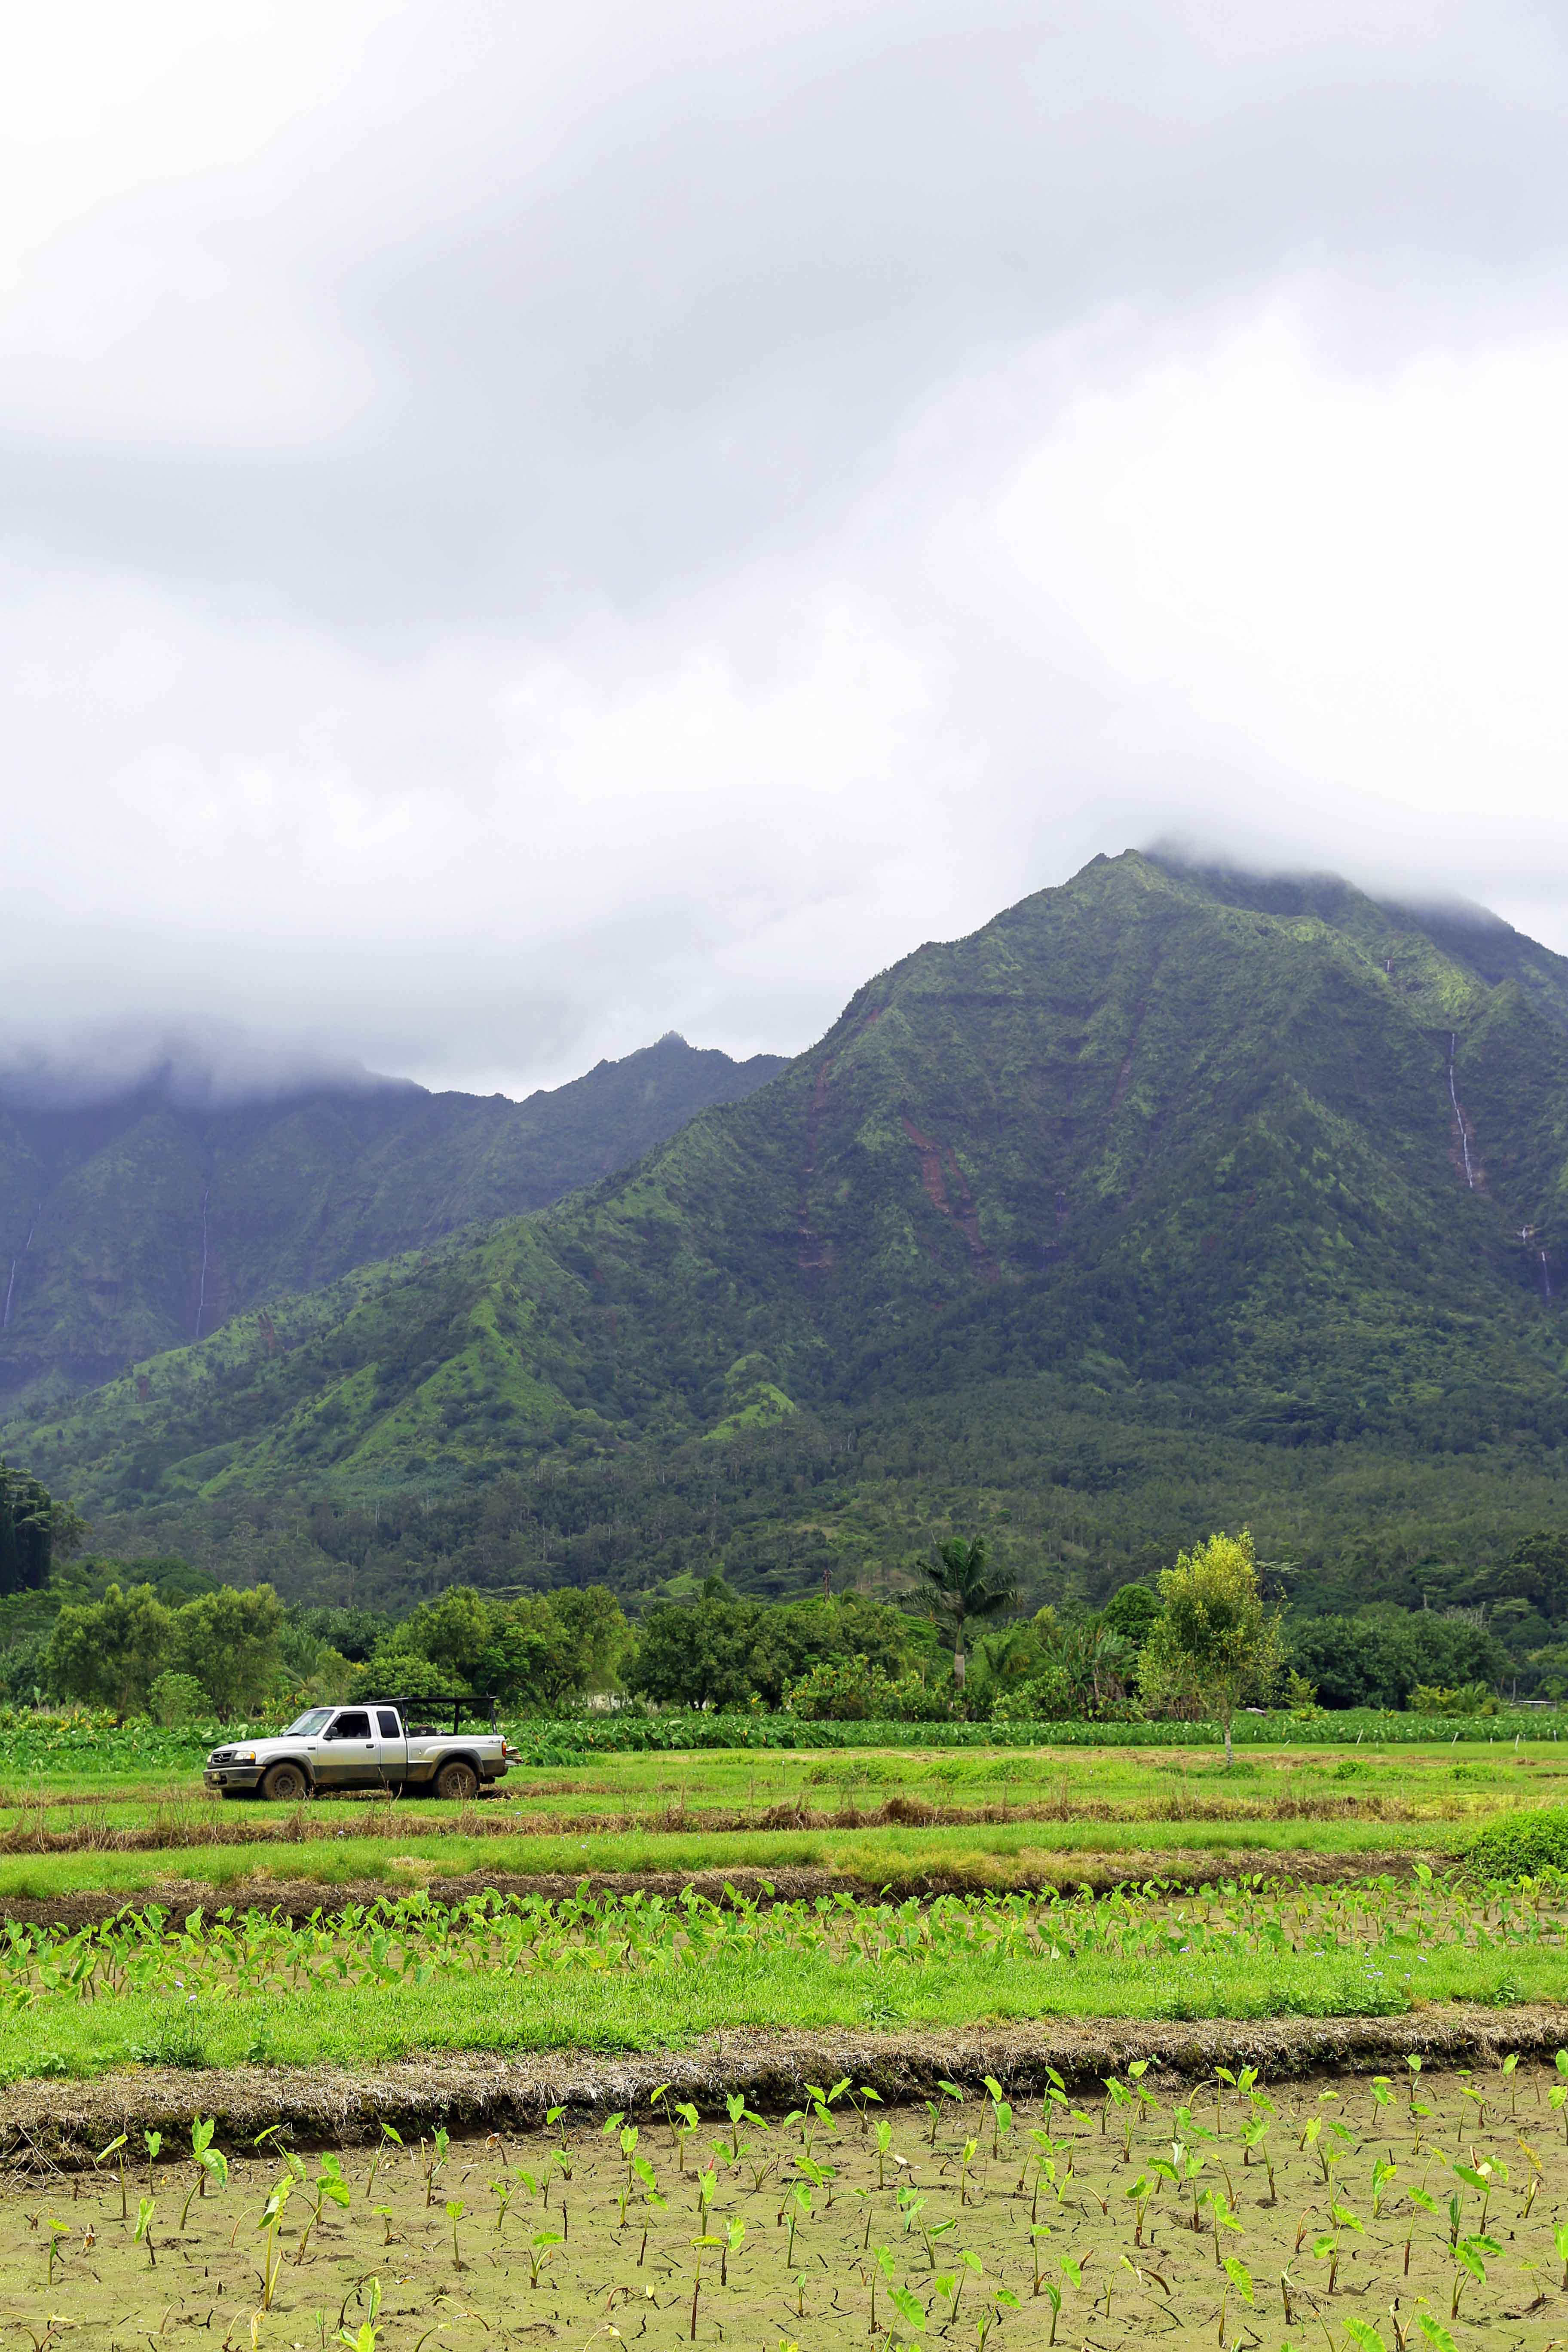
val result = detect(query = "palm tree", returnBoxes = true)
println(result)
[920,1536,1016,1687]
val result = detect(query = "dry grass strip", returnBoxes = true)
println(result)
[3,2002,1565,2161]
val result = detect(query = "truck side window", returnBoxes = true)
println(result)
[377,1711,402,1739]
[328,1711,371,1740]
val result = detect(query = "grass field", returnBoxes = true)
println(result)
[0,1738,1560,1905]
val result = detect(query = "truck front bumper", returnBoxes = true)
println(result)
[204,1766,264,1792]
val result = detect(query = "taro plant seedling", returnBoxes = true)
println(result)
[1549,2051,1568,2142]
[688,2230,728,2337]
[1454,2156,1503,2234]
[180,2118,228,2229]
[935,2247,983,2328]
[365,2123,402,2202]
[1501,2052,1521,2117]
[1205,2188,1242,2268]
[1449,2234,1499,2321]
[296,2154,350,2260]
[1404,2187,1441,2277]
[257,2177,293,2309]
[977,2285,1022,2352]
[527,2228,562,2288]
[982,2076,1014,2156]
[95,2132,129,2222]
[1219,2253,1254,2341]
[887,2279,928,2342]
[725,2091,766,2159]
[783,2182,810,2266]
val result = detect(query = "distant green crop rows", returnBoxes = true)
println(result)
[0,1704,1560,1779]
[496,1708,1564,1764]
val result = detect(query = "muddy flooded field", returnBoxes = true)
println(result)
[6,2060,1568,2350]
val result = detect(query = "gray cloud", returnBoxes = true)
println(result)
[3,0,1568,1097]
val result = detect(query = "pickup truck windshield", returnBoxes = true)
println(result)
[283,1708,335,1735]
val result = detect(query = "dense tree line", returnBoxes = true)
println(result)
[1,1458,1562,1723]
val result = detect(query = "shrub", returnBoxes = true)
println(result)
[1410,1681,1495,1717]
[147,1671,209,1728]
[784,1657,957,1721]
[784,1656,898,1721]
[1463,1806,1568,1880]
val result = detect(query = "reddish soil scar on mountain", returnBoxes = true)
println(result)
[902,1117,997,1278]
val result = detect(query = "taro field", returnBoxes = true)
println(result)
[0,1874,1564,2077]
[9,2055,1568,2350]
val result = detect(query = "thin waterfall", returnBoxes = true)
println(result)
[194,1185,211,1339]
[1448,1033,1475,1188]
[2,1202,40,1333]
[1542,1250,1553,1302]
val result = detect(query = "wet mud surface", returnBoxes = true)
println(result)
[5,2058,1567,2350]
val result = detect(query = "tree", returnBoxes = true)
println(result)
[918,1537,1015,1688]
[398,1586,493,1680]
[1287,1608,1508,1710]
[167,1585,283,1718]
[46,1584,172,1718]
[625,1592,766,1710]
[548,1586,630,1691]
[625,1589,918,1711]
[1139,1529,1283,1765]
[1102,1583,1161,1648]
[352,1646,456,1703]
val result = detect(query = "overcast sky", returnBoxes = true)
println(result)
[6,0,1568,1099]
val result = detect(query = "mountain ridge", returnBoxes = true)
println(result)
[0,1033,787,1393]
[8,848,1568,1608]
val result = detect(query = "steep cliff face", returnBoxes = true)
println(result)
[0,1035,785,1391]
[10,849,1568,1522]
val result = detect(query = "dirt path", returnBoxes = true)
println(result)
[0,1849,1445,1932]
[3,2005,1565,2160]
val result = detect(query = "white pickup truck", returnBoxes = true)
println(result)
[204,1699,515,1803]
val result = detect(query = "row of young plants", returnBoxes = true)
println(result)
[492,1707,1565,1762]
[20,2049,1568,2349]
[1,1870,1561,2008]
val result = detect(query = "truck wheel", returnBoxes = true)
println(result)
[435,1759,478,1803]
[260,1762,309,1803]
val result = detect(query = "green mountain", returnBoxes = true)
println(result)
[0,1034,785,1393]
[10,849,1568,1609]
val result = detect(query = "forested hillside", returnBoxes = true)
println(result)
[0,1034,784,1391]
[9,850,1568,1611]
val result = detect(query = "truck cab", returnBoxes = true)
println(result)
[204,1697,513,1803]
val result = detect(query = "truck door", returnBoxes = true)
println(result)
[316,1708,377,1788]
[374,1708,407,1787]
